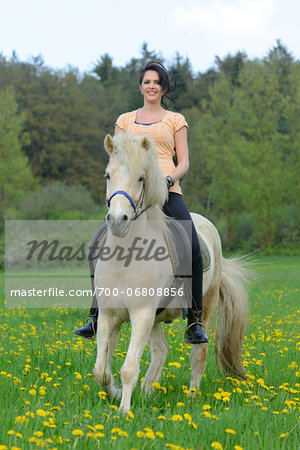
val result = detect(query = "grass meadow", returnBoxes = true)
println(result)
[0,256,299,449]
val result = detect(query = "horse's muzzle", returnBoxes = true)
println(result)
[106,213,131,237]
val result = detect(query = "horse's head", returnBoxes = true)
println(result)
[104,133,168,237]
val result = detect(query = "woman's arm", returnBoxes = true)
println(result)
[169,126,190,182]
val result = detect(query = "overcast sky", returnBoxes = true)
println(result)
[1,0,300,74]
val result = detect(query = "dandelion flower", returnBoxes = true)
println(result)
[34,431,43,437]
[72,429,84,437]
[211,442,223,449]
[225,429,236,435]
[184,413,192,422]
[172,414,183,421]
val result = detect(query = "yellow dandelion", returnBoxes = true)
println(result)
[136,431,145,438]
[168,362,181,368]
[94,432,105,438]
[127,410,134,419]
[156,431,164,438]
[29,389,36,395]
[74,372,82,380]
[172,414,183,421]
[36,409,47,417]
[34,431,43,437]
[184,413,192,422]
[214,392,222,400]
[95,424,104,430]
[225,428,236,435]
[234,446,244,450]
[86,432,94,438]
[72,429,84,437]
[211,442,223,450]
[202,404,211,410]
[285,400,296,408]
[279,433,288,438]
[177,402,185,407]
[144,428,155,439]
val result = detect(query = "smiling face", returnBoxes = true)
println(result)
[140,70,163,103]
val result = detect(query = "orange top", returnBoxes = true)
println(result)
[115,109,188,195]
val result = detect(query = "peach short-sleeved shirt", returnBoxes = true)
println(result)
[115,109,188,195]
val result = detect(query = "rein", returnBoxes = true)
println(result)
[106,179,151,221]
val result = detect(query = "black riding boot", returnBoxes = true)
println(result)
[184,254,208,344]
[74,307,98,339]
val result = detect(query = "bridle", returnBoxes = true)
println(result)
[106,177,151,221]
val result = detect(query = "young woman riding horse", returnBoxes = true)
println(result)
[75,61,208,344]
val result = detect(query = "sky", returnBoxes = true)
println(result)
[1,0,300,75]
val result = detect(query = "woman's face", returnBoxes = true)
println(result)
[140,70,163,103]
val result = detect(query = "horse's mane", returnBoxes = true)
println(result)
[113,133,169,221]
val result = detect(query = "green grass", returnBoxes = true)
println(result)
[0,256,299,449]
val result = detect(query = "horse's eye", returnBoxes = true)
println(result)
[104,173,110,180]
[138,176,145,182]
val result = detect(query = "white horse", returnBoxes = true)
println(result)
[93,133,251,413]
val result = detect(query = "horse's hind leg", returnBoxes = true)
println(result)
[141,322,169,394]
[93,312,121,399]
[189,286,219,391]
[119,309,155,413]
[189,343,208,391]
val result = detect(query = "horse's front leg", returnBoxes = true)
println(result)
[119,308,155,413]
[93,311,121,399]
[141,322,169,394]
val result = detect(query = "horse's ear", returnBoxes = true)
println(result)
[104,134,115,155]
[141,137,151,151]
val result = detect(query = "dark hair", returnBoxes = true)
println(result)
[139,61,174,106]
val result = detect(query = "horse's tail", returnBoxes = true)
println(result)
[216,256,253,378]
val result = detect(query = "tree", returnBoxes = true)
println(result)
[233,60,287,248]
[0,87,34,226]
[193,74,246,251]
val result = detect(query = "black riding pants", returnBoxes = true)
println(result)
[163,192,203,312]
[162,193,201,260]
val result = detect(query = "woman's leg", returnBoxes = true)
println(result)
[163,193,208,344]
[74,221,107,338]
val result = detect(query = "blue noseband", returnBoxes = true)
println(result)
[106,190,137,212]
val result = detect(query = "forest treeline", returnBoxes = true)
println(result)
[0,41,299,255]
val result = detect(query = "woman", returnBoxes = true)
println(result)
[75,61,208,344]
